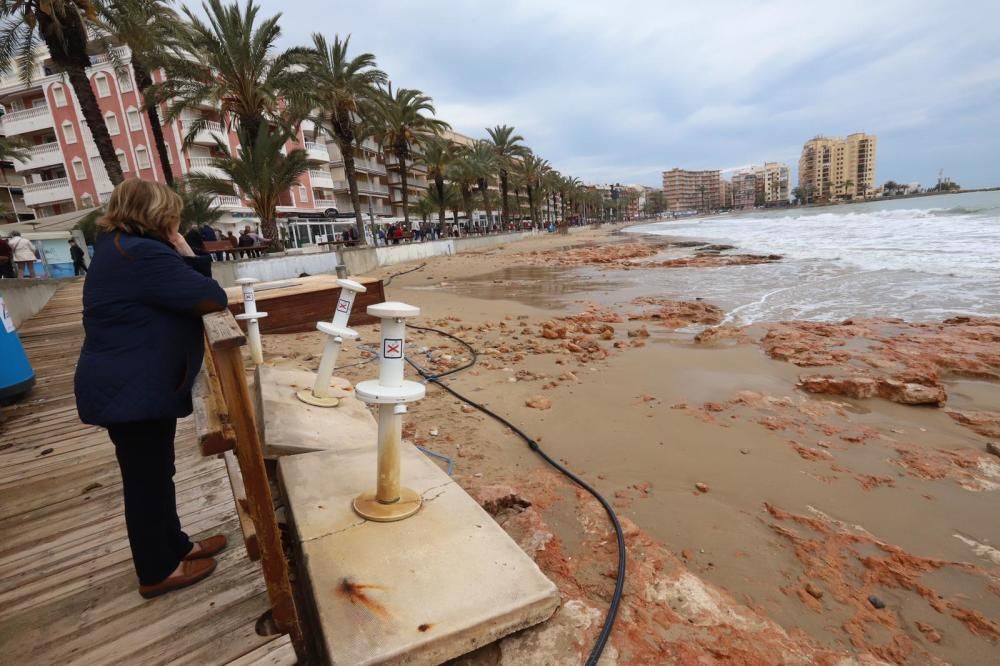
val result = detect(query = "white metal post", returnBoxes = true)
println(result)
[353,302,425,522]
[296,278,367,407]
[233,278,267,366]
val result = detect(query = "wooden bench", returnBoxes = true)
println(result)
[202,239,271,260]
[192,311,305,659]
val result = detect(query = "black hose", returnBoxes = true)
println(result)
[383,262,427,286]
[404,323,625,665]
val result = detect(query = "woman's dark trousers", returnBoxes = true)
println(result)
[107,418,193,586]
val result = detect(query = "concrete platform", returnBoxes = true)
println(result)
[256,366,377,457]
[279,445,560,665]
[263,367,561,664]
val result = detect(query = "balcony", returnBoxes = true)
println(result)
[331,180,388,196]
[13,141,63,172]
[308,169,334,188]
[188,120,228,146]
[330,156,385,175]
[22,177,73,207]
[304,141,330,161]
[212,195,241,208]
[0,105,54,135]
[88,46,131,66]
[314,198,339,209]
[188,156,230,180]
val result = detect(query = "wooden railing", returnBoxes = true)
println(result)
[193,311,304,658]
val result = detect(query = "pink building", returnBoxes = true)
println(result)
[0,44,355,242]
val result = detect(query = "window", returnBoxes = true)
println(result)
[105,111,119,136]
[94,73,110,98]
[299,185,307,200]
[117,72,133,92]
[62,121,77,144]
[51,85,67,107]
[71,158,86,181]
[116,149,129,173]
[126,107,141,131]
[135,146,151,170]
[31,97,46,108]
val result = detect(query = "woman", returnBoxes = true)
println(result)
[75,180,229,599]
[8,231,37,278]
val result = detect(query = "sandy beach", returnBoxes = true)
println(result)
[262,227,999,664]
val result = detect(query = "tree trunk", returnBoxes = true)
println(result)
[451,202,460,229]
[133,60,173,186]
[399,149,410,226]
[478,180,493,229]
[527,185,536,228]
[500,169,509,226]
[335,110,368,245]
[66,66,124,186]
[460,185,472,225]
[435,173,445,228]
[259,215,280,249]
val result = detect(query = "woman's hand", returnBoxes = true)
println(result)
[170,232,196,257]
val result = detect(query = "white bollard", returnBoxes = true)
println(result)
[353,302,425,522]
[233,278,267,366]
[296,279,367,407]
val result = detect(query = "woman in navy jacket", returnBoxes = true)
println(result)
[75,180,229,599]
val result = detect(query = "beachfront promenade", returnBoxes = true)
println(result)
[0,281,292,664]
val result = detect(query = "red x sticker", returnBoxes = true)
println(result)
[336,299,350,313]
[384,339,403,358]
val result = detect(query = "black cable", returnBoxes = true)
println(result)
[404,323,625,665]
[383,262,427,286]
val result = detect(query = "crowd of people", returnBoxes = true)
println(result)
[183,223,267,261]
[373,219,549,246]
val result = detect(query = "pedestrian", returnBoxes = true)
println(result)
[184,225,206,255]
[0,233,14,279]
[74,179,229,599]
[8,231,37,278]
[69,238,87,276]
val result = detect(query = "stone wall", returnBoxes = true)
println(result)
[0,279,61,328]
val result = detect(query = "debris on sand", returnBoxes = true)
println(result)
[526,396,552,410]
[629,297,724,329]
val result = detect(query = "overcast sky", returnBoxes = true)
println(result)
[227,0,999,188]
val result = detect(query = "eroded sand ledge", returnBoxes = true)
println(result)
[263,228,998,664]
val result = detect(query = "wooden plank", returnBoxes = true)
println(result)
[0,280,278,665]
[223,450,260,561]
[204,310,246,350]
[192,359,237,457]
[226,275,385,334]
[210,343,305,659]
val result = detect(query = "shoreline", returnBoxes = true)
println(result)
[265,228,999,663]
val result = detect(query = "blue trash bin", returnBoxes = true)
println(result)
[0,294,35,404]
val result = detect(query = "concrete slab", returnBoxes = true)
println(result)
[256,366,376,457]
[279,445,561,665]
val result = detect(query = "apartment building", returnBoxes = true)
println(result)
[757,162,789,205]
[662,168,720,211]
[719,178,733,209]
[732,171,756,209]
[0,43,359,244]
[0,162,32,222]
[798,133,877,201]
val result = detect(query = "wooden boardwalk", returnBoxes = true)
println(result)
[0,281,294,665]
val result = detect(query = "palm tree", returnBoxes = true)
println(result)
[516,152,549,229]
[179,185,225,231]
[149,0,306,144]
[367,84,448,226]
[485,125,527,226]
[186,124,322,247]
[420,136,457,229]
[301,33,385,245]
[464,140,498,229]
[93,0,182,185]
[410,193,434,226]
[447,150,479,229]
[559,176,582,229]
[843,179,854,200]
[0,136,31,163]
[1,0,124,184]
[542,170,561,227]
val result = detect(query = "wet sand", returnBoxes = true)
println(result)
[263,228,999,664]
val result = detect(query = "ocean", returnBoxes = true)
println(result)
[625,191,1000,324]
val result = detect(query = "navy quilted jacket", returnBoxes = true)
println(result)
[75,231,228,425]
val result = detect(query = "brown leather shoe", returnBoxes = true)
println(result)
[139,558,216,599]
[184,534,228,560]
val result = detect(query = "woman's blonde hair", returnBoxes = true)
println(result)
[98,179,183,240]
